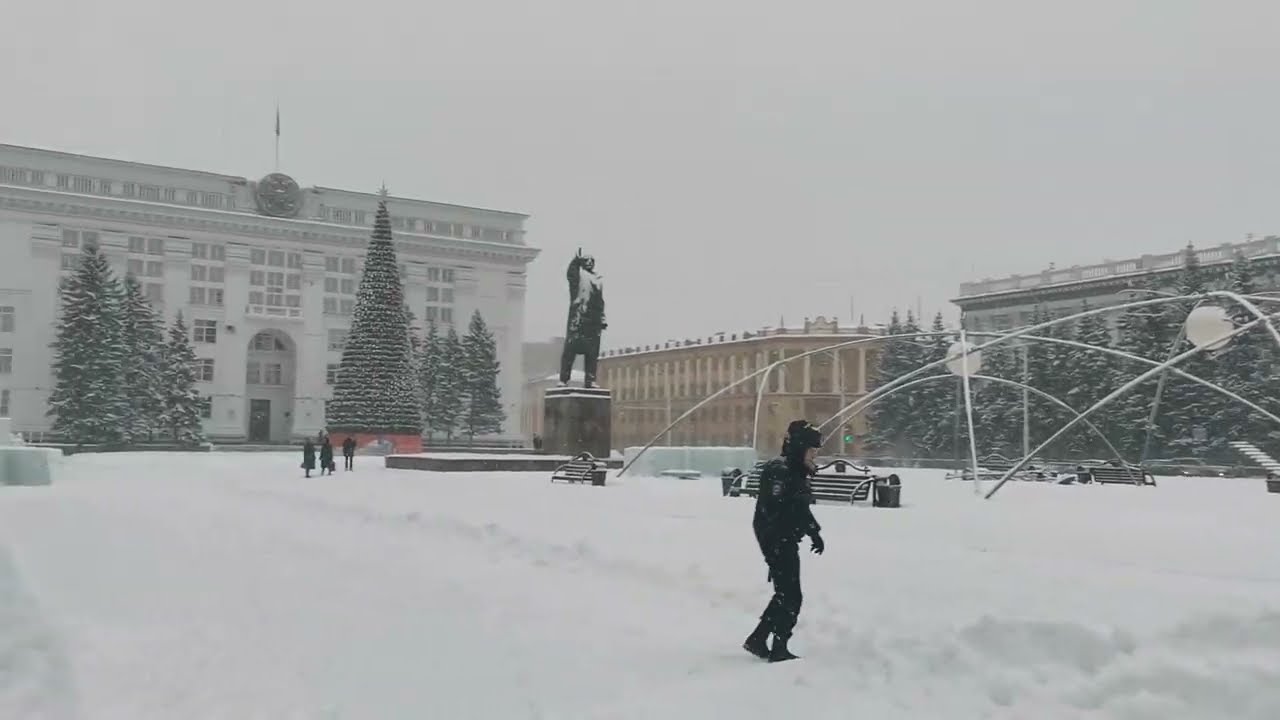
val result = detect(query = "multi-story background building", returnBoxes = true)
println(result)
[0,144,537,442]
[596,317,885,454]
[953,236,1280,331]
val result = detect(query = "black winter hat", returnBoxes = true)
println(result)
[785,420,823,451]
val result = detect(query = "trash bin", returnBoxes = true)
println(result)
[721,468,742,497]
[873,474,901,508]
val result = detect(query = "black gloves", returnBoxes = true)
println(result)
[810,533,825,555]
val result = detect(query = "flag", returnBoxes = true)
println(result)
[275,106,280,137]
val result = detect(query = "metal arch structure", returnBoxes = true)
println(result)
[618,290,1280,481]
[823,372,1132,471]
[985,310,1280,498]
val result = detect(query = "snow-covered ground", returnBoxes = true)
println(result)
[2,453,1279,719]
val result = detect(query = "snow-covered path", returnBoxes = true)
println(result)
[2,453,1280,719]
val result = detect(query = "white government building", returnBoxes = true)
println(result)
[0,144,538,443]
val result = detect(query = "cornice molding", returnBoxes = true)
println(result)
[0,186,540,267]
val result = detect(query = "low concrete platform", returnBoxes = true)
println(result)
[385,452,623,473]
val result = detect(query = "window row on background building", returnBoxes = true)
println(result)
[2,164,233,210]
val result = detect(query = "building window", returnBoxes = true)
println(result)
[263,363,283,385]
[441,288,454,303]
[141,186,161,202]
[191,264,208,282]
[145,261,163,277]
[199,396,212,419]
[61,254,78,271]
[61,229,79,248]
[426,287,439,301]
[425,306,438,321]
[187,191,199,205]
[246,361,260,385]
[192,242,208,259]
[250,271,265,287]
[268,250,284,267]
[128,236,146,253]
[251,333,287,352]
[122,182,136,197]
[56,174,70,189]
[325,256,339,273]
[127,259,143,276]
[323,297,338,314]
[324,277,338,293]
[354,211,367,226]
[200,193,223,209]
[195,358,214,382]
[248,291,264,306]
[340,278,355,294]
[442,268,455,283]
[427,267,440,282]
[0,389,8,416]
[287,253,302,269]
[340,299,354,314]
[328,329,348,351]
[147,238,164,255]
[0,348,10,374]
[341,258,356,274]
[0,307,13,333]
[193,319,217,344]
[210,244,225,261]
[209,266,224,283]
[250,248,266,265]
[286,273,301,290]
[145,283,164,305]
[72,177,93,193]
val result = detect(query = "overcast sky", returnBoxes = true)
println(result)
[4,0,1279,349]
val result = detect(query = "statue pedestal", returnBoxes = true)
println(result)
[543,386,612,460]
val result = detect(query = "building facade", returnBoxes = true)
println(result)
[0,144,538,442]
[596,317,885,454]
[953,236,1280,331]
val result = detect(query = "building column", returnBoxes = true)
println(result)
[803,354,812,394]
[858,348,867,394]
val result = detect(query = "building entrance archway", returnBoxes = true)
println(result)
[245,329,297,443]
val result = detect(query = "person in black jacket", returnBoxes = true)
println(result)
[319,435,334,476]
[743,419,826,662]
[342,436,356,470]
[302,439,316,478]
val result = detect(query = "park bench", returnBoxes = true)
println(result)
[1081,462,1155,486]
[550,452,607,486]
[728,459,901,507]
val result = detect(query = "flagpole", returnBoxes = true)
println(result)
[274,105,281,171]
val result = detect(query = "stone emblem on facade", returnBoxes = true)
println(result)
[254,173,303,218]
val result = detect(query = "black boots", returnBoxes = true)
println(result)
[744,622,801,662]
[768,635,799,663]
[743,622,770,659]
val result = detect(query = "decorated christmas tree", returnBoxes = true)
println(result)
[47,242,128,444]
[159,312,207,444]
[326,201,423,435]
[120,274,167,443]
[461,310,505,438]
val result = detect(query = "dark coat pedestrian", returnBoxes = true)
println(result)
[743,420,825,663]
[302,440,316,477]
[342,437,356,470]
[319,438,334,475]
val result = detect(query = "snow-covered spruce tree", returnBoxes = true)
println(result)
[47,242,128,445]
[865,311,918,457]
[913,312,959,457]
[461,310,505,439]
[120,274,167,443]
[1111,279,1175,459]
[1216,251,1275,452]
[326,202,423,436]
[972,339,1022,458]
[1161,244,1221,459]
[419,320,442,440]
[1064,301,1119,458]
[159,312,207,444]
[431,325,465,440]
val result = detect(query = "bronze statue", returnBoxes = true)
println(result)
[560,248,607,387]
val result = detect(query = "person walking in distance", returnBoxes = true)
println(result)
[743,420,826,662]
[301,438,316,478]
[319,434,334,476]
[342,436,356,471]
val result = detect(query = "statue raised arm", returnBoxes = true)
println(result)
[559,250,607,387]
